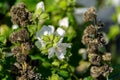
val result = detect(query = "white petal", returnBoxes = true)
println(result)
[59,43,71,48]
[56,28,65,37]
[12,24,18,30]
[42,25,54,35]
[55,50,65,60]
[54,43,69,60]
[36,1,45,11]
[37,37,45,47]
[35,40,42,48]
[47,25,55,35]
[36,25,54,38]
[58,37,63,43]
[59,17,69,28]
[48,47,55,59]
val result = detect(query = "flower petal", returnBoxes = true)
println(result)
[56,28,65,37]
[35,40,42,49]
[55,50,65,60]
[59,17,69,28]
[36,1,45,11]
[12,24,18,30]
[60,43,71,48]
[36,25,54,38]
[48,47,55,59]
[37,37,45,47]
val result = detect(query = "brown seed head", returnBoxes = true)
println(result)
[100,65,113,77]
[83,25,96,35]
[90,66,101,78]
[84,7,96,22]
[102,53,111,61]
[10,3,32,27]
[9,29,29,43]
[88,54,101,65]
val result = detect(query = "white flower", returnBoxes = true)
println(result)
[12,24,18,30]
[48,43,71,60]
[36,25,70,60]
[36,1,45,11]
[59,17,69,28]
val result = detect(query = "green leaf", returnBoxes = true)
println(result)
[16,0,40,11]
[49,74,63,80]
[42,62,51,68]
[83,76,94,80]
[0,35,6,43]
[27,25,37,37]
[52,60,60,67]
[59,0,67,9]
[60,63,68,69]
[108,25,119,40]
[39,13,49,19]
[41,48,48,54]
[58,70,69,78]
[34,8,43,17]
[49,34,54,41]
[53,36,60,43]
[42,35,50,42]
[30,54,43,60]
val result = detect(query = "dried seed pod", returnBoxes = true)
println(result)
[11,65,19,75]
[88,54,101,65]
[17,75,26,80]
[21,42,33,55]
[82,34,93,45]
[83,25,96,35]
[97,32,108,45]
[9,29,29,43]
[12,46,22,54]
[102,53,111,61]
[90,66,101,78]
[100,65,113,77]
[14,62,22,69]
[87,42,98,54]
[10,3,32,27]
[16,54,26,63]
[97,20,104,29]
[27,68,35,79]
[84,7,96,22]
[82,7,113,79]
